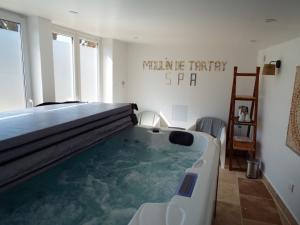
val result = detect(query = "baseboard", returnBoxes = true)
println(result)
[262,173,299,225]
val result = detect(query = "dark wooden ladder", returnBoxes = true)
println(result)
[226,66,260,171]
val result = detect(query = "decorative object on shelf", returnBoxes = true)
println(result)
[238,106,249,122]
[262,60,281,75]
[286,66,300,155]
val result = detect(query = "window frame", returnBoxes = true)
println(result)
[52,25,102,102]
[0,9,32,108]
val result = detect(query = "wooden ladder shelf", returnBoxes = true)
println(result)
[226,66,260,171]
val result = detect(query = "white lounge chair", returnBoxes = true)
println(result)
[137,111,161,127]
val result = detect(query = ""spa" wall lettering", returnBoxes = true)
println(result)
[143,59,227,86]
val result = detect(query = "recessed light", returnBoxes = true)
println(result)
[133,36,139,40]
[69,10,79,15]
[265,18,278,23]
[250,40,257,43]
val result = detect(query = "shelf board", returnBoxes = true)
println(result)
[233,136,255,152]
[233,117,256,126]
[236,73,257,77]
[234,95,256,101]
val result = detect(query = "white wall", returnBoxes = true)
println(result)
[27,16,55,104]
[102,39,128,104]
[102,38,114,103]
[127,43,258,128]
[27,16,43,104]
[258,37,300,223]
[113,40,128,103]
[38,17,55,102]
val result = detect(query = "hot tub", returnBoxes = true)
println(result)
[0,126,220,225]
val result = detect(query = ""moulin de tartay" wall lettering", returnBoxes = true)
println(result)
[143,59,227,86]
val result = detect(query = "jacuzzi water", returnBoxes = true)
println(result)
[0,127,203,225]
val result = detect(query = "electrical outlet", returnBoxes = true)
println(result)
[288,183,295,193]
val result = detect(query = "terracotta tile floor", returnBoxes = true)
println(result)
[214,168,286,225]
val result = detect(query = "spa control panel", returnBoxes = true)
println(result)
[176,173,198,198]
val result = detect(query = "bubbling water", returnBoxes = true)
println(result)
[0,132,201,225]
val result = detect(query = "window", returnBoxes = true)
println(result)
[0,18,26,111]
[52,32,75,102]
[52,27,101,103]
[79,39,99,102]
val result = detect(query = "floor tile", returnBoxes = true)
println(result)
[214,201,242,225]
[238,178,272,199]
[278,209,291,225]
[229,156,248,170]
[225,155,247,164]
[240,195,282,225]
[243,219,278,225]
[217,182,240,205]
[236,171,247,179]
[219,168,237,184]
[264,180,297,225]
[215,164,290,225]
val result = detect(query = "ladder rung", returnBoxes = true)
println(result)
[236,73,257,77]
[234,95,256,101]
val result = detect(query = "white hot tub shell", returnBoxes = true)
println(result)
[128,127,220,225]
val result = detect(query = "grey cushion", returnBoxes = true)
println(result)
[195,117,226,139]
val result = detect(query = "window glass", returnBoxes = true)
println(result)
[52,33,75,102]
[79,39,99,102]
[0,19,26,111]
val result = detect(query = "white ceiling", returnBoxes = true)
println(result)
[1,0,300,48]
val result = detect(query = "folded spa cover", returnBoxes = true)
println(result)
[0,103,137,190]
